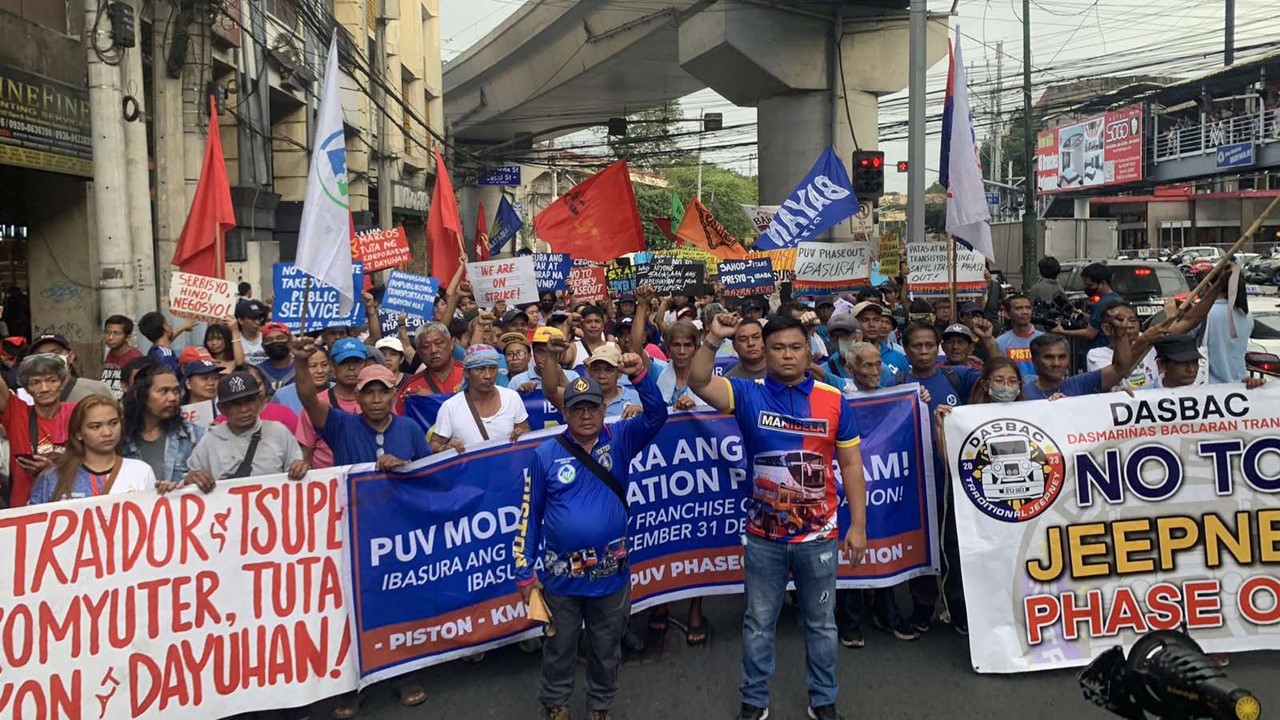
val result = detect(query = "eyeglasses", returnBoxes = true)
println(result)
[375,432,385,459]
[506,349,529,360]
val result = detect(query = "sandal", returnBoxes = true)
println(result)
[648,607,670,633]
[397,681,427,707]
[331,692,362,719]
[685,618,710,647]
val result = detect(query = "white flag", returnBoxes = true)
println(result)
[296,33,355,315]
[941,27,994,261]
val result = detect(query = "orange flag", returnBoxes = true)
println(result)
[428,146,464,284]
[534,160,645,262]
[675,197,747,260]
[172,96,236,277]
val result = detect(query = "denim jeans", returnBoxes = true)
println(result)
[741,534,839,709]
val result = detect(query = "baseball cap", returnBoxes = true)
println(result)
[500,308,526,327]
[31,334,72,353]
[184,359,224,377]
[740,297,767,314]
[463,344,502,369]
[676,306,698,319]
[1154,334,1200,363]
[942,324,976,342]
[879,279,900,291]
[261,322,291,338]
[178,345,214,366]
[355,364,398,391]
[216,371,261,404]
[235,298,269,320]
[531,326,564,345]
[499,331,531,351]
[563,375,604,408]
[959,302,984,316]
[586,344,622,368]
[375,337,405,355]
[330,337,368,364]
[827,314,861,335]
[851,301,884,319]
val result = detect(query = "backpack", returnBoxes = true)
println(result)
[896,365,965,400]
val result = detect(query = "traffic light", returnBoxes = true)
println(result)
[896,160,909,173]
[852,151,885,198]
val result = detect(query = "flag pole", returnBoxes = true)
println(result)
[948,237,958,323]
[300,276,313,335]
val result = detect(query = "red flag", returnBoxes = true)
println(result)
[172,96,236,277]
[428,147,464,284]
[533,160,644,262]
[654,217,675,243]
[474,201,490,261]
[676,197,747,260]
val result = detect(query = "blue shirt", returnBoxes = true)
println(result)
[148,345,180,375]
[604,386,641,418]
[1205,299,1253,384]
[1022,370,1103,401]
[878,343,909,377]
[726,374,860,544]
[319,408,430,466]
[1089,292,1123,349]
[275,381,335,414]
[996,329,1042,377]
[514,371,667,597]
[900,366,980,417]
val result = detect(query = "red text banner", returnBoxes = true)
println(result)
[352,227,412,272]
[168,272,235,322]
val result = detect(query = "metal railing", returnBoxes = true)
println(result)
[1152,109,1280,162]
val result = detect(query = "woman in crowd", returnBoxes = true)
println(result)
[204,321,246,371]
[29,395,157,503]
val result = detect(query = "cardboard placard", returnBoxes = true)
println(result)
[531,253,572,292]
[380,270,439,320]
[180,400,216,429]
[272,262,366,333]
[637,256,706,297]
[718,258,776,297]
[878,232,902,278]
[352,227,412,272]
[568,264,608,302]
[606,264,638,298]
[793,242,872,293]
[468,256,539,306]
[169,271,235,321]
[905,242,986,297]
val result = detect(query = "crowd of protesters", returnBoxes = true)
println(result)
[0,252,1267,720]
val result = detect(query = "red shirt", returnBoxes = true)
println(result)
[102,347,144,398]
[1,397,75,507]
[394,362,464,415]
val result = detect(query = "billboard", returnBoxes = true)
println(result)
[0,65,92,177]
[1035,104,1143,194]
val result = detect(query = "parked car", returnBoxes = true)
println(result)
[1244,258,1280,286]
[1060,259,1191,326]
[1246,296,1280,375]
[1172,246,1224,265]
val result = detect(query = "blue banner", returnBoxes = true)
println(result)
[378,309,424,338]
[489,196,523,256]
[273,262,365,333]
[1216,141,1255,169]
[380,270,438,320]
[753,148,861,250]
[347,386,935,682]
[531,253,572,292]
[718,258,776,297]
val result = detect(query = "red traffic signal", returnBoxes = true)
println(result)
[856,154,884,170]
[896,161,909,172]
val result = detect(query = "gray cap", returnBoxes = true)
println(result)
[942,323,975,342]
[827,313,861,335]
[563,375,604,408]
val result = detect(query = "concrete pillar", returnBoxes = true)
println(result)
[152,0,187,299]
[123,0,155,313]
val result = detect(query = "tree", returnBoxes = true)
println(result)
[602,101,691,168]
[633,184,675,251]
[663,165,757,243]
[980,109,1039,184]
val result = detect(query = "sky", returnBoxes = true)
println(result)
[439,0,1280,195]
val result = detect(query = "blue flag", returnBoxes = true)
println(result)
[489,196,523,256]
[754,148,860,250]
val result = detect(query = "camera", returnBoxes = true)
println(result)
[1032,297,1088,331]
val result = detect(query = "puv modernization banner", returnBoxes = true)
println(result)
[347,386,937,684]
[945,385,1280,674]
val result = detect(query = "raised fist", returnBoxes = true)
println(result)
[709,313,741,340]
[618,352,645,377]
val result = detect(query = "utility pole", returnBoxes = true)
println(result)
[696,110,705,201]
[1020,0,1036,287]
[1224,0,1235,66]
[123,0,155,313]
[84,0,135,319]
[376,0,393,234]
[907,0,926,244]
[992,41,1003,186]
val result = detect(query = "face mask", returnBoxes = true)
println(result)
[987,384,1019,403]
[264,342,291,361]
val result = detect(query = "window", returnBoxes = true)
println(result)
[264,0,298,28]
[1155,266,1189,295]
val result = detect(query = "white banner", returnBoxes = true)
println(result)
[905,241,986,296]
[792,241,871,293]
[945,385,1280,674]
[739,204,779,234]
[467,256,539,306]
[169,271,235,322]
[0,474,359,717]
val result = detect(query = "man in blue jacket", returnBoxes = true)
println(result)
[514,352,667,720]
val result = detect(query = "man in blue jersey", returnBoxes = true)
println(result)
[515,353,667,720]
[688,313,868,720]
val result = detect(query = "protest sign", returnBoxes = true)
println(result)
[273,262,366,333]
[380,270,439,320]
[0,474,358,718]
[349,387,936,680]
[606,264,638,298]
[568,264,607,302]
[531,253,572,293]
[905,242,986,297]
[945,385,1280,674]
[878,232,901,278]
[637,256,706,296]
[740,204,779,235]
[793,241,871,293]
[352,227,412,272]
[378,309,424,338]
[169,271,235,321]
[718,258,776,297]
[181,399,216,428]
[468,257,539,306]
[750,249,796,285]
[657,246,720,274]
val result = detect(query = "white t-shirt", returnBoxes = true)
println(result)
[112,458,158,494]
[433,387,529,449]
[239,334,267,366]
[1087,346,1160,391]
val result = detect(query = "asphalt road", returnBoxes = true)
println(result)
[319,593,1280,720]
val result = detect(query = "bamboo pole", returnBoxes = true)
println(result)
[1173,194,1280,321]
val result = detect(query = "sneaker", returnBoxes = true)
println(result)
[519,638,543,653]
[908,606,933,634]
[542,705,571,720]
[807,705,845,720]
[738,704,769,720]
[872,614,920,641]
[839,624,865,649]
[587,711,614,720]
[953,614,969,637]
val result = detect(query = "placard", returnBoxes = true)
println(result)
[606,264,638,298]
[750,249,796,285]
[793,242,871,293]
[878,233,901,278]
[352,226,412,272]
[272,262,366,333]
[467,256,539,306]
[531,253,572,293]
[718,258,776,297]
[568,264,607,302]
[169,271,236,321]
[905,242,986,297]
[637,256,706,296]
[180,399,216,428]
[380,270,439,320]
